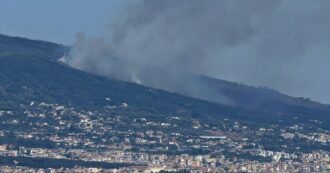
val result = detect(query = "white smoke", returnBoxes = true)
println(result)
[65,0,330,104]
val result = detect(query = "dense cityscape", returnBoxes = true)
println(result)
[1,100,329,172]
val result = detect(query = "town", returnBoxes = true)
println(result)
[0,100,329,172]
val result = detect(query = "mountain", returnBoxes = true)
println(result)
[0,34,329,128]
[0,34,267,124]
[0,34,67,61]
[1,35,330,172]
[125,67,330,118]
[186,74,330,117]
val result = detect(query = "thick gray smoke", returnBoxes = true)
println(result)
[66,0,330,104]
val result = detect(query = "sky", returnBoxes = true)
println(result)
[1,0,330,104]
[0,0,128,44]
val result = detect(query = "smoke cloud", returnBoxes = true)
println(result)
[65,0,330,104]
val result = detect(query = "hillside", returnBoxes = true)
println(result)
[0,34,67,60]
[1,34,330,171]
[0,34,329,127]
[0,46,271,124]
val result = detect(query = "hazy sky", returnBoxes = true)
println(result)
[0,0,128,44]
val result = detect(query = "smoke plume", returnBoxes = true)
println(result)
[65,0,330,104]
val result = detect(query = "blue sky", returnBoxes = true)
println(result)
[0,0,128,45]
